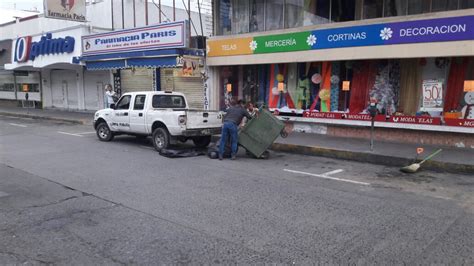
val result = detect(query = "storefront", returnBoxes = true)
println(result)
[207,13,474,147]
[4,26,111,110]
[80,21,207,109]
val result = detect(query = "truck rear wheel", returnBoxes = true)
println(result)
[193,136,211,148]
[152,127,170,151]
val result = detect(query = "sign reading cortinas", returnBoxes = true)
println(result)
[82,21,188,56]
[44,0,86,22]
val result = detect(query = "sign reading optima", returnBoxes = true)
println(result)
[14,33,75,62]
[82,21,188,56]
[44,0,86,22]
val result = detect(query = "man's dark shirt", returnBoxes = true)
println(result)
[224,106,252,125]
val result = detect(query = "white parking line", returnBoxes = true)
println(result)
[57,131,83,137]
[321,169,344,176]
[283,169,370,186]
[75,131,96,135]
[8,123,27,128]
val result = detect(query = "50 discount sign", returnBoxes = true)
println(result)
[421,80,444,111]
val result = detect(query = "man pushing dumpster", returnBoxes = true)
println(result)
[219,99,253,160]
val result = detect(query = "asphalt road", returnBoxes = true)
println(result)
[0,115,473,264]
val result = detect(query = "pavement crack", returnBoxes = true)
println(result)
[25,196,80,209]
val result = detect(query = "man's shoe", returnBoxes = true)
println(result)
[231,155,236,160]
[218,154,223,160]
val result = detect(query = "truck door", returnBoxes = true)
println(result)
[129,94,147,134]
[110,95,131,132]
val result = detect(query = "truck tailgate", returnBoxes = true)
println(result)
[186,110,223,129]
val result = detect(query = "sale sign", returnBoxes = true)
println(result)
[421,79,444,111]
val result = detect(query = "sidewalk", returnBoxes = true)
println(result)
[0,106,93,125]
[1,106,472,174]
[272,132,474,174]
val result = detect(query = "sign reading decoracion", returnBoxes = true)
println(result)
[207,15,474,57]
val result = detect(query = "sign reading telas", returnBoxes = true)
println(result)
[14,33,75,62]
[82,21,188,56]
[44,0,86,22]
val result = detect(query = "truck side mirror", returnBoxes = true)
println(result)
[110,103,116,109]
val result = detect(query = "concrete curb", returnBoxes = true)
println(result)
[0,111,91,125]
[271,143,474,175]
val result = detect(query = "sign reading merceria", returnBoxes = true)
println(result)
[45,0,86,22]
[254,32,310,53]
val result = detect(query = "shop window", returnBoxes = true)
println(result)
[408,0,431,15]
[363,0,383,19]
[460,0,474,8]
[218,0,232,35]
[16,83,40,93]
[331,0,356,22]
[265,0,284,30]
[384,0,408,17]
[219,66,239,110]
[249,0,265,32]
[432,0,459,11]
[285,0,330,28]
[232,0,250,34]
[0,83,14,92]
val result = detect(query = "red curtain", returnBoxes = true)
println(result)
[349,61,377,114]
[444,58,469,112]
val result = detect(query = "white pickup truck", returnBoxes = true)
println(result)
[93,91,223,151]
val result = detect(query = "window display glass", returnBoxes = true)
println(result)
[384,0,408,17]
[249,0,265,32]
[265,0,284,31]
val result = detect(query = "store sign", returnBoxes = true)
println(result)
[207,15,474,57]
[44,0,86,22]
[389,116,441,125]
[82,21,188,56]
[14,33,75,62]
[254,32,310,53]
[206,37,253,57]
[14,37,31,62]
[421,80,444,111]
[301,111,441,125]
[444,118,474,127]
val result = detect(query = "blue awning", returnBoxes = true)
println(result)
[127,57,177,68]
[86,60,126,70]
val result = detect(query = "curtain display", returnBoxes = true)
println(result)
[398,59,422,115]
[349,61,377,114]
[219,57,472,124]
[444,57,470,112]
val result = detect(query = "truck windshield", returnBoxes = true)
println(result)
[152,95,186,108]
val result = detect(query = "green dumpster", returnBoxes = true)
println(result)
[238,109,285,158]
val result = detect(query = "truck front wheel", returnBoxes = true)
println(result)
[193,136,211,148]
[152,127,170,151]
[96,122,114,141]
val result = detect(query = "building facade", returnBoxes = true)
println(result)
[0,1,211,110]
[207,0,474,147]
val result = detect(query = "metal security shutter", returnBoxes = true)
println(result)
[160,68,204,109]
[121,68,153,93]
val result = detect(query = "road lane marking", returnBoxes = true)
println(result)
[321,169,344,176]
[75,132,96,135]
[57,131,84,137]
[283,169,370,186]
[8,123,27,127]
